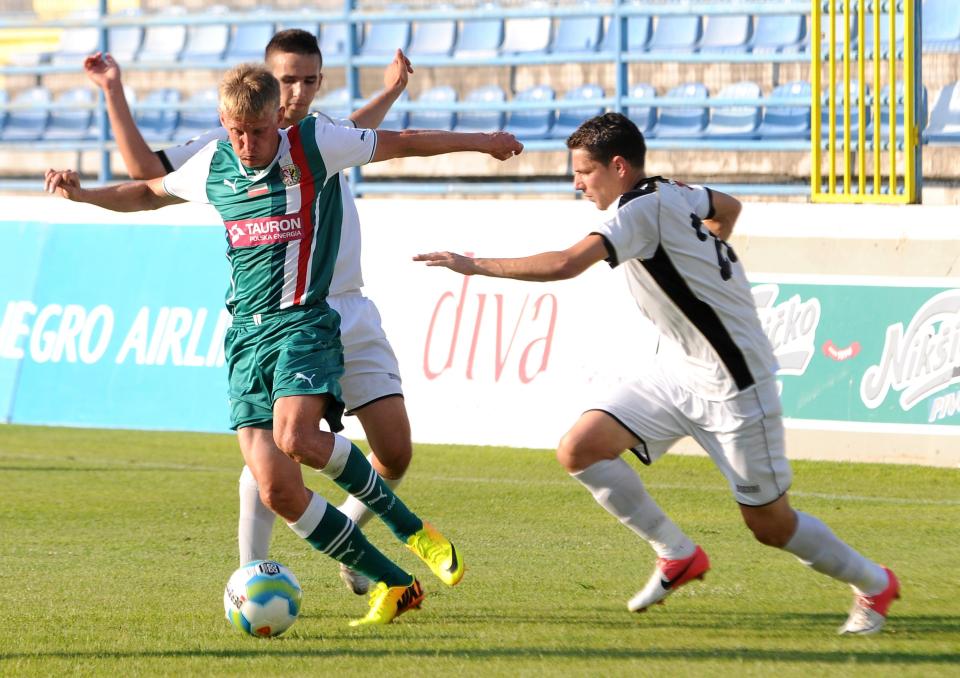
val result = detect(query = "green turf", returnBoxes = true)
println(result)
[0,425,958,677]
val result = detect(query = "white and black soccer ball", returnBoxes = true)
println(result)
[223,560,303,637]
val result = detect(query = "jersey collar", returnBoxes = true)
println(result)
[618,175,665,207]
[234,129,288,181]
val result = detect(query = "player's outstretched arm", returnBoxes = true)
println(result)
[414,234,609,282]
[373,130,523,162]
[44,169,183,212]
[704,189,741,241]
[84,52,167,179]
[349,49,413,129]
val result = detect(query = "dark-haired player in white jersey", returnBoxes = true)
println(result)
[415,112,899,635]
[46,63,522,625]
[83,30,420,596]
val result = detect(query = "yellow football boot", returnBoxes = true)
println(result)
[406,521,465,587]
[349,578,424,627]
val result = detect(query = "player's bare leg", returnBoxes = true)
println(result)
[337,395,413,594]
[740,494,899,634]
[558,410,707,612]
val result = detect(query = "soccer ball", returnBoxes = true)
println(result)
[223,560,303,637]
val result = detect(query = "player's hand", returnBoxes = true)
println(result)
[83,51,122,91]
[383,48,413,94]
[44,168,83,200]
[413,251,477,275]
[484,132,524,161]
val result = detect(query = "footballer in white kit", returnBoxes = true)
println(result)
[416,112,900,636]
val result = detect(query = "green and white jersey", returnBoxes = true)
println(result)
[162,115,376,317]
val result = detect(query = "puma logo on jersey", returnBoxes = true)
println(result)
[223,178,238,193]
[294,372,316,388]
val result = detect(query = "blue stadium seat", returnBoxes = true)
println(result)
[923,0,960,52]
[749,14,806,53]
[87,86,137,140]
[1,87,50,141]
[923,81,960,142]
[646,15,701,52]
[137,7,187,62]
[136,88,180,141]
[820,11,856,55]
[407,14,457,57]
[313,87,351,121]
[45,87,94,140]
[453,4,504,58]
[51,11,99,66]
[0,91,7,136]
[503,84,555,140]
[651,83,709,138]
[757,81,811,140]
[500,5,551,55]
[698,14,752,53]
[319,22,356,60]
[455,85,506,133]
[361,8,411,57]
[704,81,761,138]
[181,6,230,63]
[821,82,870,141]
[867,83,928,137]
[108,8,145,63]
[627,83,657,135]
[552,12,602,54]
[408,86,457,131]
[277,9,319,37]
[174,88,220,142]
[860,13,904,58]
[225,9,275,63]
[551,84,605,139]
[600,13,652,53]
[376,90,408,130]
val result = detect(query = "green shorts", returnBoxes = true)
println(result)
[224,304,345,432]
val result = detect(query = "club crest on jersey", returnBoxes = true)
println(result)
[280,164,301,187]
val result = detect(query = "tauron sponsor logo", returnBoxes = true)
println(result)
[225,215,304,248]
[752,284,821,376]
[860,289,960,411]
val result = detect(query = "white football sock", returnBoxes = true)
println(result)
[336,452,403,529]
[783,511,889,595]
[238,465,276,565]
[572,458,695,560]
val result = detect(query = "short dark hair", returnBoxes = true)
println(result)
[264,29,323,70]
[566,112,646,169]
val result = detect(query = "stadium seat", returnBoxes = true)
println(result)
[0,91,7,136]
[1,87,50,141]
[820,11,856,55]
[749,14,806,53]
[174,88,219,141]
[319,22,356,60]
[408,85,457,131]
[868,83,928,137]
[44,87,94,140]
[500,4,551,55]
[503,84,555,140]
[923,0,960,52]
[453,4,504,58]
[372,90,408,130]
[646,15,701,52]
[600,13,652,53]
[698,15,752,53]
[108,8,145,63]
[924,81,960,142]
[703,81,761,139]
[551,84,605,139]
[455,85,506,133]
[551,12,602,54]
[757,81,811,140]
[860,12,904,58]
[407,14,457,57]
[181,6,230,64]
[651,83,709,138]
[276,8,319,37]
[627,82,657,135]
[225,8,275,63]
[137,7,187,62]
[87,86,137,140]
[136,88,180,141]
[361,8,411,57]
[821,82,870,142]
[314,87,351,121]
[50,11,99,66]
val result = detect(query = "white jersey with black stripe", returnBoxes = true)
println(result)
[158,111,364,296]
[593,177,778,400]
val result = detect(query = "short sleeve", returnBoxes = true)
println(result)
[161,139,219,204]
[591,193,661,267]
[676,182,714,220]
[313,122,377,182]
[159,127,228,171]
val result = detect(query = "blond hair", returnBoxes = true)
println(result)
[218,63,280,119]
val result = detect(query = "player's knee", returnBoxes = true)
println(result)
[744,517,793,548]
[272,427,308,465]
[257,479,298,516]
[373,438,412,478]
[556,432,590,472]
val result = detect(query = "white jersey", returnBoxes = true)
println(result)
[159,112,364,296]
[593,177,779,400]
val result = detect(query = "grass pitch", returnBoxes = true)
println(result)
[0,425,958,677]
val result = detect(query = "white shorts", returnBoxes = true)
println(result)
[589,367,792,506]
[327,291,403,414]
